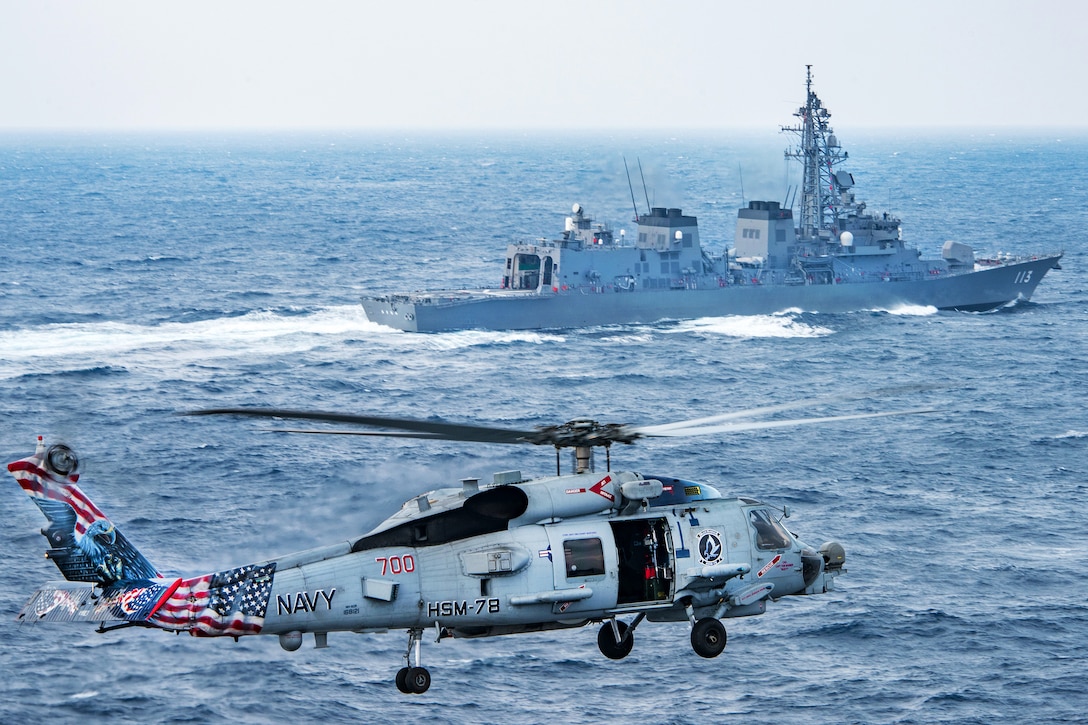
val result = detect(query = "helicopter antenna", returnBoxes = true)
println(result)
[638,158,652,211]
[623,156,641,222]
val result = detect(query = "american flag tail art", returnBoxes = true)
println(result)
[8,437,161,585]
[8,437,278,638]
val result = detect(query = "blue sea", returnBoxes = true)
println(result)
[1,129,1085,724]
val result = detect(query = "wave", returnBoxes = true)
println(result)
[867,303,939,316]
[667,312,834,339]
[0,305,386,379]
[413,329,568,350]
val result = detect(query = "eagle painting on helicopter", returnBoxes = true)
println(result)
[8,397,932,694]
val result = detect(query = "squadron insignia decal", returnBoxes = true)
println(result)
[697,529,724,565]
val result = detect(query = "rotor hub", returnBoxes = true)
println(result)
[527,420,640,449]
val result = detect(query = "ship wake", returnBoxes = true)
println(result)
[669,313,834,339]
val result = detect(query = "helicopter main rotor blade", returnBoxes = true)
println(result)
[258,428,450,439]
[188,390,940,449]
[639,408,937,437]
[187,408,537,444]
[636,384,945,435]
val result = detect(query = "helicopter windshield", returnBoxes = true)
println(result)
[748,508,793,550]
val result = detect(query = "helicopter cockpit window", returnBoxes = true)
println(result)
[563,537,605,578]
[749,509,792,550]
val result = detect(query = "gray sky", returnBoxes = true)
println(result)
[3,0,1086,131]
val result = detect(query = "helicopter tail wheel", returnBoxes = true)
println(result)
[690,618,727,658]
[597,619,634,660]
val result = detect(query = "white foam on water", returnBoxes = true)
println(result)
[870,303,939,316]
[667,312,834,339]
[412,329,567,351]
[0,306,385,378]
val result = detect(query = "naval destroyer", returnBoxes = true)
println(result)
[362,68,1063,333]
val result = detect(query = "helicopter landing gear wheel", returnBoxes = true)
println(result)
[407,666,431,693]
[396,628,432,694]
[597,620,633,660]
[395,665,431,694]
[690,618,727,658]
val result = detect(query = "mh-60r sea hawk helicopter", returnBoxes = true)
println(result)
[9,398,931,694]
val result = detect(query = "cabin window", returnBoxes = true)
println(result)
[563,537,605,578]
[749,509,792,550]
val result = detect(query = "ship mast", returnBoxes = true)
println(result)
[782,66,848,241]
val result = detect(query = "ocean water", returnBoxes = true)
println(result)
[0,130,1085,724]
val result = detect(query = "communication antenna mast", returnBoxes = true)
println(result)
[623,156,641,222]
[638,158,652,212]
[781,65,849,240]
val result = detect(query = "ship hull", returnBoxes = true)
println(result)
[362,254,1062,333]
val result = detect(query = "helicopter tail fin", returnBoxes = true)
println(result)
[8,437,161,584]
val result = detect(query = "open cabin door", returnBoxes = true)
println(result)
[610,518,674,606]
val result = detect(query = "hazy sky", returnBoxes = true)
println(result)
[3,0,1086,131]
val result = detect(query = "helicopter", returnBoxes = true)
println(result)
[8,398,932,694]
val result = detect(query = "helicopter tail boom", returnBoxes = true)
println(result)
[9,438,282,637]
